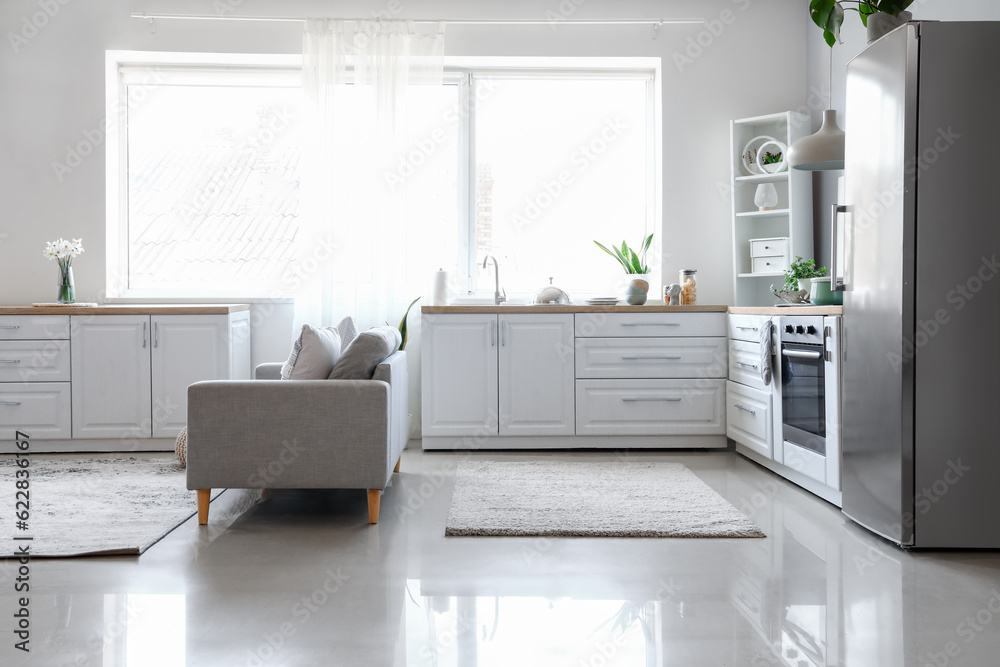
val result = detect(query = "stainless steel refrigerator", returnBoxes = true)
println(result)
[837,21,1000,548]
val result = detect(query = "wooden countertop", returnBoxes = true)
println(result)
[422,304,729,314]
[0,304,251,315]
[729,306,843,315]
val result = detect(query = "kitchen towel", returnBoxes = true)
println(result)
[759,319,774,386]
[431,269,449,306]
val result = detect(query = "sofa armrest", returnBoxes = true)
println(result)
[373,351,408,462]
[186,379,390,490]
[255,363,284,380]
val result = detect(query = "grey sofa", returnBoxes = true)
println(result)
[186,351,408,525]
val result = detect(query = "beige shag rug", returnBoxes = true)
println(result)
[0,455,223,557]
[445,461,765,538]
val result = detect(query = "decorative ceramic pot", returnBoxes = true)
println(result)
[867,11,912,43]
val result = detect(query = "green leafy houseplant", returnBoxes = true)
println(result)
[810,0,914,46]
[594,234,653,275]
[781,256,830,291]
[396,297,420,351]
[761,151,782,165]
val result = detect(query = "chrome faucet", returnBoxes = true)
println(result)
[482,255,506,305]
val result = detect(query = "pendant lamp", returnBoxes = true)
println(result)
[788,52,845,171]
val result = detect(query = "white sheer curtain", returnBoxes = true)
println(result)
[295,19,445,331]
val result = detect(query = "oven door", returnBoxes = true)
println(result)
[781,342,827,455]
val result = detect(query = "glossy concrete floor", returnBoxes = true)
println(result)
[3,448,1000,667]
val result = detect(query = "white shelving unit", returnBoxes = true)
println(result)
[730,111,814,306]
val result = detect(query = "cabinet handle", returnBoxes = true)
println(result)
[0,401,21,406]
[622,397,682,402]
[142,322,147,348]
[501,321,507,346]
[490,321,495,347]
[734,404,757,416]
[0,360,21,364]
[0,325,20,330]
[621,322,680,327]
[621,355,682,361]
[736,326,759,332]
[736,361,759,369]
[154,322,159,348]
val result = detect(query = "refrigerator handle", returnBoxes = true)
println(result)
[832,204,849,291]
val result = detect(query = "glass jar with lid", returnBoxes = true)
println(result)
[679,269,698,305]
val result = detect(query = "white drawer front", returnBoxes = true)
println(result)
[783,440,826,484]
[576,379,725,436]
[0,382,72,440]
[751,256,789,274]
[728,314,771,343]
[575,313,726,338]
[749,238,788,258]
[726,381,772,459]
[576,338,727,379]
[728,340,768,390]
[0,316,70,340]
[0,340,71,382]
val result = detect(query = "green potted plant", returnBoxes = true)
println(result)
[810,0,914,47]
[594,234,654,305]
[781,256,829,292]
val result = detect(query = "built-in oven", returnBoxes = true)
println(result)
[780,316,830,482]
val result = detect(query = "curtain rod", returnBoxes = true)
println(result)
[130,13,703,26]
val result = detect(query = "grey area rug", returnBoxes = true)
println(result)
[0,455,221,557]
[446,461,766,538]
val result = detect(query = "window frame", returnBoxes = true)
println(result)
[105,51,661,302]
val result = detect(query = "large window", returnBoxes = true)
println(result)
[108,54,657,299]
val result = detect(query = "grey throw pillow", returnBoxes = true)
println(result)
[329,326,402,380]
[335,315,359,352]
[281,324,343,380]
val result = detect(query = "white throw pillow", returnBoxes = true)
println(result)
[281,324,343,380]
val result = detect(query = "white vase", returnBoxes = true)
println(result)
[754,183,778,211]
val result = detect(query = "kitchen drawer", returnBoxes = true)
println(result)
[0,316,70,340]
[728,339,769,390]
[576,379,725,436]
[749,238,788,258]
[728,314,771,343]
[726,381,772,459]
[0,340,71,382]
[0,382,72,440]
[575,312,726,338]
[783,440,826,485]
[752,256,789,274]
[576,338,727,379]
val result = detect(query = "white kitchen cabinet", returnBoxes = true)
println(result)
[422,308,728,449]
[71,312,251,442]
[0,383,72,440]
[151,315,236,438]
[499,314,575,436]
[71,316,153,440]
[421,313,575,438]
[726,380,773,459]
[421,314,499,437]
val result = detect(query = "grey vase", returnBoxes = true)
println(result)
[867,11,912,43]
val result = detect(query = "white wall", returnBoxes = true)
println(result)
[806,0,1000,268]
[1,0,810,434]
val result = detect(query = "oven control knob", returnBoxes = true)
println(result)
[785,325,794,333]
[806,325,816,334]
[795,325,805,334]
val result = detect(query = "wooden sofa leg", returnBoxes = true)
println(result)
[367,489,381,524]
[197,489,211,525]
[394,457,401,473]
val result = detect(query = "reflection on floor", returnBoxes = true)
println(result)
[2,449,1000,666]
